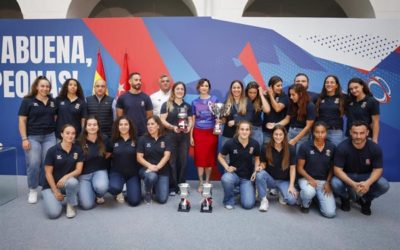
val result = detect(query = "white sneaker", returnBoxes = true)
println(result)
[28,189,38,204]
[96,197,105,205]
[278,193,287,205]
[259,197,269,212]
[116,193,125,203]
[225,204,234,210]
[66,204,76,218]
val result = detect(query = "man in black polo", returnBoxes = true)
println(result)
[331,121,390,215]
[86,79,114,137]
[116,72,153,137]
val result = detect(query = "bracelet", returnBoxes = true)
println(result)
[22,137,28,141]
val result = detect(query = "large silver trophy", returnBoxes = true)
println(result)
[200,183,213,213]
[208,102,231,135]
[178,183,191,212]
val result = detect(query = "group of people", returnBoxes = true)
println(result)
[18,72,390,219]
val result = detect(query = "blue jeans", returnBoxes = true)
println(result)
[78,170,109,210]
[263,132,272,144]
[25,133,56,188]
[255,170,297,206]
[251,126,263,149]
[327,129,344,146]
[168,132,190,191]
[42,177,79,219]
[298,178,336,218]
[109,171,141,206]
[139,168,169,204]
[288,127,309,153]
[331,174,390,202]
[221,172,255,209]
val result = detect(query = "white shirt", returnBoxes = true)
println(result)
[150,89,171,116]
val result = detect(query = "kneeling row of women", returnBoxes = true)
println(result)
[43,115,171,219]
[45,114,336,219]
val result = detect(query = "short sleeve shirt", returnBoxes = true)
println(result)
[136,134,171,176]
[289,102,316,128]
[109,138,139,177]
[55,96,87,139]
[260,144,296,180]
[191,96,218,129]
[298,141,335,180]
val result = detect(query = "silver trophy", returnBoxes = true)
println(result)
[200,183,213,213]
[207,102,231,135]
[177,107,188,132]
[178,183,191,212]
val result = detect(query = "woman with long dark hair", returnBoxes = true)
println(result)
[268,84,316,152]
[263,76,289,144]
[108,116,141,206]
[255,125,297,212]
[78,115,109,209]
[160,82,193,195]
[245,81,270,147]
[18,76,57,204]
[55,78,87,139]
[297,121,336,218]
[346,77,380,143]
[42,124,83,219]
[315,75,346,146]
[137,116,171,204]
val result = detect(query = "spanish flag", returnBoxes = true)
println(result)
[117,52,130,97]
[92,50,107,95]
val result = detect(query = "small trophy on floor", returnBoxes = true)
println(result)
[178,183,191,212]
[200,183,213,213]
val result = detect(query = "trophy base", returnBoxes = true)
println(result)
[178,205,191,212]
[200,205,213,213]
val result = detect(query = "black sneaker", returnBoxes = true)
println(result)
[358,199,372,216]
[300,205,310,214]
[340,198,351,211]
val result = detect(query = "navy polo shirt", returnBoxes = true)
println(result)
[79,136,110,175]
[221,137,260,179]
[289,102,316,128]
[55,97,87,139]
[345,95,379,136]
[298,141,335,180]
[260,144,296,180]
[109,138,139,177]
[43,143,84,190]
[222,99,254,138]
[116,92,153,137]
[137,134,171,176]
[334,139,383,174]
[316,95,343,130]
[262,93,289,133]
[18,96,57,136]
[160,101,193,126]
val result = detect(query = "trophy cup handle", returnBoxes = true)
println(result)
[207,101,215,115]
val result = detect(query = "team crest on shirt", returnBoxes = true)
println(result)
[160,141,165,148]
[321,99,325,103]
[56,155,62,160]
[249,147,254,154]
[75,103,80,110]
[349,102,354,106]
[233,149,238,154]
[326,149,332,157]
[33,102,39,107]
[50,101,55,108]
[60,101,65,105]
[361,102,367,109]
[310,150,315,155]
[73,153,78,160]
[114,143,119,147]
[365,159,371,165]
[131,142,135,147]
[334,98,339,104]
[146,143,151,148]
[141,101,145,107]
